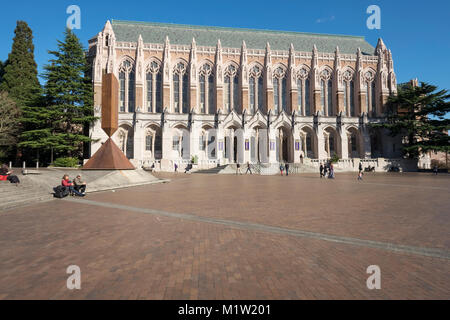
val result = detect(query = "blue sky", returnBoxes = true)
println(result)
[1,0,449,93]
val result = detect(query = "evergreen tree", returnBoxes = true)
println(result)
[19,28,95,163]
[373,82,450,158]
[0,21,41,108]
[0,92,21,161]
[0,60,4,84]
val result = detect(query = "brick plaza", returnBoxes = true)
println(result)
[0,172,449,299]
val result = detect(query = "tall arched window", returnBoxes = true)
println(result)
[319,68,333,116]
[249,77,255,113]
[297,67,310,116]
[223,64,239,113]
[371,81,376,116]
[320,80,326,112]
[173,73,180,112]
[327,80,333,116]
[297,79,303,115]
[350,81,355,116]
[146,61,162,113]
[343,81,348,115]
[273,66,287,114]
[119,71,125,112]
[249,65,263,114]
[199,64,215,114]
[128,70,135,112]
[305,79,310,116]
[224,75,230,113]
[173,62,189,114]
[118,59,135,113]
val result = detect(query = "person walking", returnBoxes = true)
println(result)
[329,162,335,179]
[433,165,438,175]
[323,163,328,178]
[357,170,363,181]
[279,163,284,176]
[174,163,178,173]
[359,162,363,174]
[245,162,253,175]
[285,163,289,176]
[319,163,324,178]
[236,163,242,175]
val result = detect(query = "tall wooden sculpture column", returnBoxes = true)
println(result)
[83,73,135,170]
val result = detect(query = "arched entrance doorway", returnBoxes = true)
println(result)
[324,126,341,159]
[277,126,293,163]
[115,124,134,159]
[347,127,362,158]
[300,126,317,159]
[370,128,383,158]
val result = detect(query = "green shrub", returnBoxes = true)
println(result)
[330,153,340,164]
[53,157,79,168]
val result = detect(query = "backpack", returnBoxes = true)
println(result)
[53,185,69,198]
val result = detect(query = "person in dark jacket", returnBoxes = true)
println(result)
[73,174,87,194]
[245,162,253,175]
[319,163,324,178]
[285,163,289,176]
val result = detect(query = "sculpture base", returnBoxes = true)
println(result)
[83,137,135,170]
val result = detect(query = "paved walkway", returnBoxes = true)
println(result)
[0,173,449,299]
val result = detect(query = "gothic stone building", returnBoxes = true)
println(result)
[88,20,403,171]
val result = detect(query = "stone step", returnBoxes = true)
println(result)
[4,191,50,203]
[194,165,228,174]
[0,195,53,211]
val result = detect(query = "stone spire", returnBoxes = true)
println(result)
[265,42,272,65]
[240,40,248,87]
[215,39,222,64]
[190,37,197,61]
[288,43,295,67]
[135,34,144,83]
[162,36,171,85]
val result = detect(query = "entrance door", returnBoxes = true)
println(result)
[282,136,289,162]
[233,136,238,163]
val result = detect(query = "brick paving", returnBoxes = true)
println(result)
[0,172,449,299]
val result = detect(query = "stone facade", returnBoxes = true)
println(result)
[88,20,404,171]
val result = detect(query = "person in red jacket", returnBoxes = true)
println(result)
[62,174,84,197]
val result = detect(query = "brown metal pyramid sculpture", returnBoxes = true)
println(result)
[83,137,135,170]
[83,73,135,170]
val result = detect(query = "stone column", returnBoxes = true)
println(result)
[362,130,372,159]
[340,130,349,159]
[161,125,172,170]
[292,127,300,163]
[317,127,326,160]
[133,119,144,165]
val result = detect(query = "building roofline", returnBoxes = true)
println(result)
[110,19,368,41]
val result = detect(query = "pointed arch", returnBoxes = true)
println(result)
[198,61,215,114]
[296,64,311,116]
[273,64,288,115]
[223,62,240,114]
[145,58,162,113]
[248,62,264,114]
[117,57,136,113]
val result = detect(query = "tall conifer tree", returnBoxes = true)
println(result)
[0,21,41,107]
[20,28,95,163]
[373,82,450,158]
